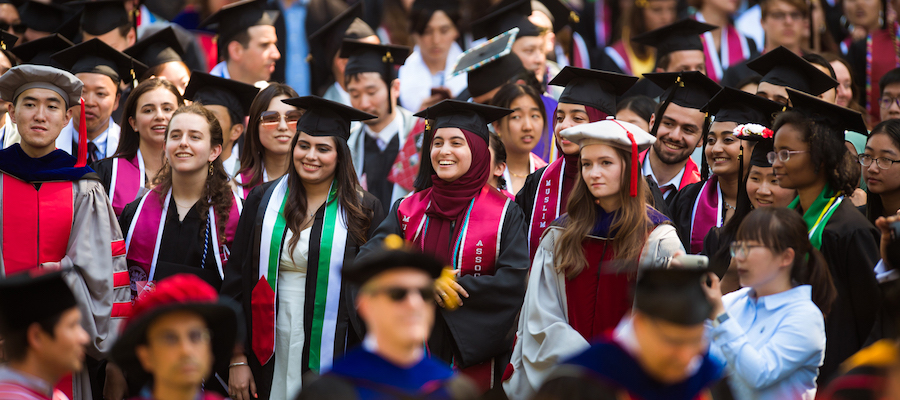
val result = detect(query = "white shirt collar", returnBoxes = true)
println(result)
[642,153,686,194]
[363,112,401,150]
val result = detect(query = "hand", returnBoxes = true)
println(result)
[434,268,468,310]
[875,214,900,271]
[228,355,257,400]
[419,88,453,110]
[103,362,127,400]
[701,273,726,319]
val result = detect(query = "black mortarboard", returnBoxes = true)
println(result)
[0,31,16,50]
[645,71,722,110]
[747,46,838,96]
[702,87,786,127]
[51,38,148,85]
[125,26,185,70]
[308,2,375,66]
[10,34,73,67]
[343,235,445,285]
[73,0,130,36]
[634,268,712,326]
[537,0,580,33]
[184,71,259,124]
[341,40,409,114]
[414,99,513,143]
[631,19,715,60]
[451,28,525,98]
[198,0,279,48]
[471,0,542,40]
[549,66,638,116]
[786,87,868,136]
[282,96,376,141]
[749,138,774,167]
[19,0,80,36]
[0,270,77,332]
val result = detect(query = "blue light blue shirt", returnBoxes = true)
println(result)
[278,0,310,95]
[709,285,825,400]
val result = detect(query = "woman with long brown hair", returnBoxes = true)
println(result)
[505,119,683,399]
[596,0,677,77]
[221,97,383,400]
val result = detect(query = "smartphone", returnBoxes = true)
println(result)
[672,254,709,269]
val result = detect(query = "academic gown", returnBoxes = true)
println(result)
[357,194,530,391]
[220,179,385,400]
[92,156,150,217]
[669,179,718,253]
[0,144,131,400]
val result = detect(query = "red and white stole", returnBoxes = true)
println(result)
[124,187,242,295]
[398,186,509,277]
[604,42,633,76]
[108,151,145,216]
[0,176,73,276]
[689,175,723,254]
[527,157,569,259]
[695,13,751,82]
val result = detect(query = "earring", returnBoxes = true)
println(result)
[208,162,213,176]
[880,11,885,27]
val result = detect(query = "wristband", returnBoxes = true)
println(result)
[712,312,730,328]
[229,362,248,368]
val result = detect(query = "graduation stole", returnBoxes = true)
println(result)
[124,187,241,292]
[397,186,508,277]
[681,158,702,189]
[251,176,347,371]
[695,12,751,82]
[528,157,569,259]
[689,175,723,254]
[789,184,843,250]
[109,151,145,216]
[0,176,73,276]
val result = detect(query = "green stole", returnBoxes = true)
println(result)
[788,183,843,250]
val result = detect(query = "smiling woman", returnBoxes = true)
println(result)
[235,83,299,198]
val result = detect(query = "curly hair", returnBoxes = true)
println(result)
[772,111,857,196]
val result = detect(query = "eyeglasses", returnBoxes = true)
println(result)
[767,149,808,164]
[880,97,900,109]
[0,22,27,35]
[766,11,805,21]
[365,286,435,303]
[859,153,900,169]
[150,328,211,348]
[729,241,767,258]
[259,110,303,129]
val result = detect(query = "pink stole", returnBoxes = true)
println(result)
[236,170,257,199]
[695,13,751,82]
[527,157,568,259]
[607,42,632,75]
[689,175,722,254]
[109,155,142,216]
[397,186,509,277]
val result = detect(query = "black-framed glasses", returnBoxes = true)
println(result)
[0,22,26,35]
[880,97,900,109]
[259,110,302,129]
[366,286,435,303]
[767,149,809,164]
[859,153,900,169]
[729,241,767,258]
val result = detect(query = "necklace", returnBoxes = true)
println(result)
[174,199,196,208]
[723,200,736,211]
[511,171,528,178]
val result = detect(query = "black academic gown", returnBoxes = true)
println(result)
[668,180,707,251]
[220,181,384,400]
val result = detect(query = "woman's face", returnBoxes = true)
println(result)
[165,113,221,175]
[616,109,650,133]
[772,123,818,190]
[512,36,548,82]
[431,127,473,183]
[746,165,797,208]
[257,95,301,157]
[831,61,853,108]
[863,132,900,195]
[293,132,338,185]
[413,10,458,66]
[156,62,191,96]
[733,240,791,291]
[706,0,740,15]
[843,0,882,29]
[705,121,750,178]
[643,0,678,31]
[555,102,589,155]
[129,87,179,151]
[581,144,624,205]
[498,95,544,155]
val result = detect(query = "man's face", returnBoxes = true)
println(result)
[661,50,705,73]
[135,311,213,390]
[234,25,281,83]
[205,104,237,148]
[761,1,807,49]
[34,308,89,377]
[10,88,72,156]
[513,36,548,82]
[881,82,900,120]
[756,81,790,105]
[83,27,135,51]
[357,268,435,348]
[347,72,393,127]
[413,10,458,68]
[0,4,22,36]
[649,103,705,165]
[75,72,119,136]
[632,312,707,384]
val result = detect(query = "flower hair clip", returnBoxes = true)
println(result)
[733,123,774,139]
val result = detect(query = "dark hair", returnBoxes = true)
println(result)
[772,110,857,196]
[381,0,412,46]
[616,95,657,125]
[880,67,900,96]
[284,132,374,254]
[803,53,836,79]
[1,313,63,362]
[736,75,762,91]
[488,130,508,190]
[409,3,460,36]
[866,119,900,223]
[140,60,191,83]
[625,0,666,59]
[222,30,251,62]
[736,207,837,317]
[237,83,300,189]
[113,78,185,160]
[152,104,233,243]
[490,82,547,131]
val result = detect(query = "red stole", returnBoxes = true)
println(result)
[695,13,751,82]
[527,157,572,259]
[689,175,722,254]
[1,176,73,276]
[388,118,427,192]
[867,27,899,123]
[398,186,509,276]
[565,237,634,341]
[109,155,142,216]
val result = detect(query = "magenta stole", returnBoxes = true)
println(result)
[109,155,143,216]
[688,175,723,254]
[695,13,751,82]
[398,186,509,276]
[527,157,572,259]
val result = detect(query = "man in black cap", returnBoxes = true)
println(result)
[183,72,260,177]
[747,46,838,105]
[560,268,724,400]
[51,39,147,163]
[0,270,89,400]
[77,0,136,51]
[201,0,281,86]
[308,2,379,103]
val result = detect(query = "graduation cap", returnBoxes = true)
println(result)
[0,31,16,51]
[72,0,131,36]
[413,99,513,143]
[198,0,279,49]
[471,0,543,40]
[631,19,715,61]
[536,0,580,32]
[549,66,639,116]
[9,34,73,67]
[124,26,185,71]
[749,137,774,167]
[184,71,260,126]
[341,40,410,114]
[634,268,712,326]
[308,2,375,66]
[645,71,722,111]
[0,269,77,332]
[786,87,867,135]
[282,96,376,141]
[451,28,525,98]
[343,234,445,286]
[747,46,838,96]
[51,38,148,86]
[702,87,785,128]
[19,0,81,38]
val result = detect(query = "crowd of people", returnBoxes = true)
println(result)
[0,0,899,399]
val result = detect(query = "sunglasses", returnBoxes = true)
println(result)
[366,286,435,303]
[259,110,302,129]
[0,22,26,35]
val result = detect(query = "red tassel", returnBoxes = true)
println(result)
[628,132,638,198]
[74,98,87,168]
